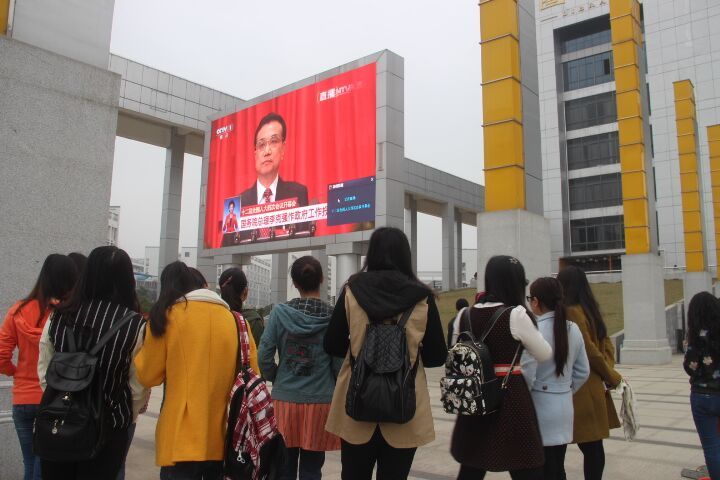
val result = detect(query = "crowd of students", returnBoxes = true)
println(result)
[0,226,713,480]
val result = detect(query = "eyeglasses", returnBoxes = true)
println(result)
[255,135,283,151]
[525,295,534,302]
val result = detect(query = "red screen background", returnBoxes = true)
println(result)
[204,63,377,249]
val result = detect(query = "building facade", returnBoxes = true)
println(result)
[108,206,120,246]
[216,256,272,308]
[536,0,720,273]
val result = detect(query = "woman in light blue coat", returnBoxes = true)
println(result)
[522,277,590,480]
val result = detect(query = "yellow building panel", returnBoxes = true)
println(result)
[481,36,521,84]
[483,121,524,169]
[676,119,696,138]
[711,156,720,171]
[482,79,523,125]
[708,125,720,142]
[485,167,525,211]
[680,172,700,193]
[618,117,644,145]
[623,199,649,228]
[480,0,518,42]
[714,203,720,219]
[680,153,699,174]
[685,232,704,252]
[683,210,703,232]
[612,41,639,67]
[614,64,641,93]
[624,226,650,255]
[616,90,642,120]
[0,0,8,36]
[677,134,697,155]
[674,99,696,120]
[673,80,695,102]
[682,191,702,211]
[611,17,642,45]
[713,187,720,203]
[610,0,641,20]
[621,171,647,199]
[686,252,705,273]
[619,144,645,172]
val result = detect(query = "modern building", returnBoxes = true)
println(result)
[536,0,720,273]
[144,246,197,277]
[108,206,120,246]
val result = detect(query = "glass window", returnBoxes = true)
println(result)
[559,16,612,54]
[565,92,617,131]
[568,173,622,211]
[563,52,614,91]
[566,132,619,170]
[570,216,625,252]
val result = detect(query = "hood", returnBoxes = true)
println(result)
[272,302,331,335]
[179,289,230,309]
[348,270,431,320]
[9,300,49,339]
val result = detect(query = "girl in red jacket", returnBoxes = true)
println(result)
[0,254,78,480]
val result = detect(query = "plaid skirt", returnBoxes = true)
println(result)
[274,400,341,451]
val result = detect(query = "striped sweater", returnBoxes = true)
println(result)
[38,300,147,430]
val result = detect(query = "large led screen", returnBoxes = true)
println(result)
[204,63,377,249]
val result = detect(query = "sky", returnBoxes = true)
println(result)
[109,0,482,269]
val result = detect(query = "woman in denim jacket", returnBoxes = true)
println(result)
[522,277,590,480]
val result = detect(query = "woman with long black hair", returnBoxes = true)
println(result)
[557,266,622,480]
[218,267,260,374]
[522,277,590,479]
[0,254,77,480]
[134,261,238,479]
[37,246,147,479]
[449,256,552,480]
[684,291,720,480]
[324,227,447,480]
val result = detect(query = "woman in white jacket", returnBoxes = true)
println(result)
[522,277,590,480]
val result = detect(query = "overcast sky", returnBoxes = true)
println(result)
[109,0,482,269]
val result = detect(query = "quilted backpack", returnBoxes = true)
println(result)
[440,306,520,416]
[345,307,419,424]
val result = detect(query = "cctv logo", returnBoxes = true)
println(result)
[215,124,234,140]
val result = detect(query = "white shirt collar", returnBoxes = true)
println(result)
[256,176,279,204]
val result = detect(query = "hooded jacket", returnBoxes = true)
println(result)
[0,300,50,404]
[259,300,341,404]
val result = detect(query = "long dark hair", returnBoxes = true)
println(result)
[557,266,607,341]
[219,267,248,313]
[58,246,139,315]
[149,261,204,337]
[530,277,568,376]
[17,254,78,327]
[481,255,528,309]
[356,227,423,284]
[687,292,720,347]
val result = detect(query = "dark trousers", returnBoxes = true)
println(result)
[279,447,325,480]
[577,440,605,480]
[159,461,223,480]
[691,391,720,480]
[41,427,130,480]
[13,404,41,480]
[340,428,417,480]
[543,445,568,480]
[456,465,544,480]
[116,422,136,480]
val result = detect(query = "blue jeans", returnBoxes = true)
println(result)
[691,391,720,479]
[279,447,325,480]
[12,404,41,480]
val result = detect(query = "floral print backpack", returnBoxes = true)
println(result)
[440,306,519,416]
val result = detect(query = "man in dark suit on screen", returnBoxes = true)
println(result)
[224,112,309,244]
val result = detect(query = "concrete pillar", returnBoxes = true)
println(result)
[158,129,185,281]
[406,196,418,273]
[456,217,463,287]
[336,254,361,293]
[311,248,329,303]
[271,253,288,306]
[620,254,672,364]
[684,271,713,317]
[442,202,457,291]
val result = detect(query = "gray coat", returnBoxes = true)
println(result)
[521,312,590,446]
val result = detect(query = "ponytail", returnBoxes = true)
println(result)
[529,277,569,377]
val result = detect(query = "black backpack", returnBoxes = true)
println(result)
[345,307,419,424]
[33,311,137,462]
[440,306,521,416]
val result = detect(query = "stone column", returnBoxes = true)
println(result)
[328,242,364,294]
[158,128,185,283]
[271,253,288,306]
[406,196,418,273]
[456,216,463,287]
[442,202,457,291]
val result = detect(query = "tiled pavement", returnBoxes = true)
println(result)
[126,355,704,479]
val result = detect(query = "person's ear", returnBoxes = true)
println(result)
[241,288,249,301]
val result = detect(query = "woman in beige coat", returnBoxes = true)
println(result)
[558,266,621,480]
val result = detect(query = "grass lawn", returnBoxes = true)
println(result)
[437,279,685,336]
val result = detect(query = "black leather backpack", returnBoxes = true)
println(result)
[33,311,137,461]
[345,307,419,424]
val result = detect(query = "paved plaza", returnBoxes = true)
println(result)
[124,355,703,480]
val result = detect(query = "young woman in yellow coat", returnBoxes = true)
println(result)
[557,266,622,480]
[134,262,238,479]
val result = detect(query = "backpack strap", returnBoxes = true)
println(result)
[479,306,513,342]
[232,311,251,374]
[87,311,138,356]
[396,306,415,329]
